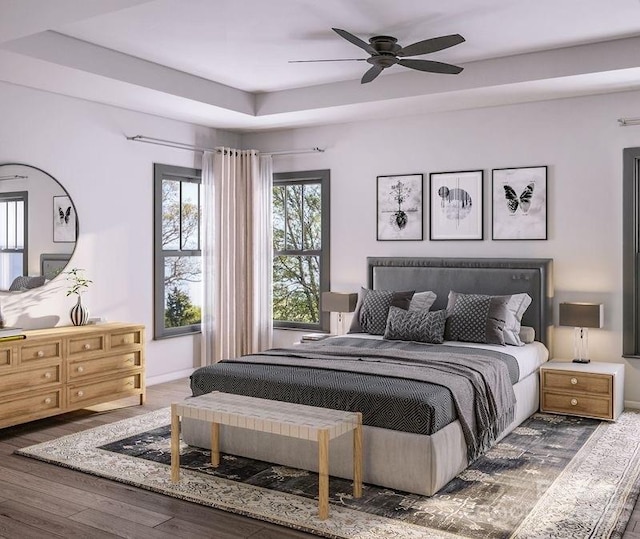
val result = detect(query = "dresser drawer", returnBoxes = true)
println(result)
[0,363,61,394]
[0,346,13,370]
[68,334,106,356]
[19,340,62,364]
[67,373,142,406]
[0,389,62,427]
[541,390,612,420]
[108,329,143,350]
[68,352,142,381]
[541,370,612,397]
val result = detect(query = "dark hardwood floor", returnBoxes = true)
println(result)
[0,379,315,538]
[0,378,638,538]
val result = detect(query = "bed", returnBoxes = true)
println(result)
[183,257,553,496]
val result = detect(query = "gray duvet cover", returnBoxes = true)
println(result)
[190,337,518,461]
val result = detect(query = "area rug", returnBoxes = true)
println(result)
[15,409,640,539]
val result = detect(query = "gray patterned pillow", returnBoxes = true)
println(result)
[348,288,414,335]
[445,291,508,345]
[384,307,446,343]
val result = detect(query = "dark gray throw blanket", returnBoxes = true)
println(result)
[191,337,518,462]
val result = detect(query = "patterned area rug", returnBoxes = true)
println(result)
[15,409,640,539]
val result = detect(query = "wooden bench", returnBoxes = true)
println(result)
[170,391,363,519]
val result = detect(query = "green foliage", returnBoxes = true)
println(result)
[165,286,201,328]
[65,268,92,296]
[272,183,322,324]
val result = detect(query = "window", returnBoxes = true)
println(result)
[154,164,202,339]
[272,170,330,331]
[0,191,27,290]
[623,148,640,356]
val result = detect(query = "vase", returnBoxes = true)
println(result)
[70,296,89,326]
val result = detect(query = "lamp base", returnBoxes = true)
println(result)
[572,358,591,364]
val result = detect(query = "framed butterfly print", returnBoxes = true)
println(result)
[53,195,77,243]
[429,170,483,240]
[492,166,547,240]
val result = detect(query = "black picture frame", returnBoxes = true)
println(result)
[376,173,423,241]
[492,165,548,240]
[429,169,483,240]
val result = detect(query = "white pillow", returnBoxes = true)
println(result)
[504,293,533,346]
[519,326,535,344]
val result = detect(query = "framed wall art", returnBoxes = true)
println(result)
[376,173,423,241]
[429,169,483,240]
[492,166,547,240]
[53,195,77,243]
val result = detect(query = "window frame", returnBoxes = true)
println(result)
[0,191,28,284]
[273,169,330,332]
[153,164,202,340]
[623,148,640,357]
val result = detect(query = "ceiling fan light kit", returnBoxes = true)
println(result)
[291,28,465,84]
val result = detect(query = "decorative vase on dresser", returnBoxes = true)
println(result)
[70,295,90,326]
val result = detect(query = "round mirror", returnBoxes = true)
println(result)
[0,163,77,293]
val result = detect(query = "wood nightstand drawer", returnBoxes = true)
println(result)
[542,370,612,397]
[541,390,612,420]
[68,352,142,381]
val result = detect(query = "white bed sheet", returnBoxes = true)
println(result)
[326,334,549,382]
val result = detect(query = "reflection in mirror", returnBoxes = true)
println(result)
[0,164,77,293]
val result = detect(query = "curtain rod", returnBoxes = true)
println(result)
[618,118,640,126]
[125,135,324,156]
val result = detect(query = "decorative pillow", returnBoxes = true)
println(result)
[348,288,414,335]
[519,326,536,344]
[8,276,30,291]
[26,276,46,289]
[503,293,533,346]
[384,307,446,344]
[409,291,437,312]
[445,291,509,345]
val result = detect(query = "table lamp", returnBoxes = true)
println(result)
[321,292,357,335]
[558,302,604,364]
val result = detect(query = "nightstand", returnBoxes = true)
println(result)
[540,360,624,421]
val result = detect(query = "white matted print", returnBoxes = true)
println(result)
[376,174,423,241]
[430,170,483,240]
[492,166,547,240]
[53,195,76,243]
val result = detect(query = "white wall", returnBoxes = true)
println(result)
[244,89,640,404]
[0,81,238,382]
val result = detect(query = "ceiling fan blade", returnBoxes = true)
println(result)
[332,28,377,56]
[361,65,384,84]
[397,34,465,57]
[398,59,463,74]
[289,58,367,63]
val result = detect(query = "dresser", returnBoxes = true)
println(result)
[0,322,145,429]
[540,360,624,421]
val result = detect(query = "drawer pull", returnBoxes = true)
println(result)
[126,357,134,364]
[77,366,84,373]
[44,397,52,405]
[36,351,44,358]
[570,377,578,385]
[121,338,126,345]
[83,344,91,350]
[571,398,578,406]
[43,372,52,379]
[77,390,84,397]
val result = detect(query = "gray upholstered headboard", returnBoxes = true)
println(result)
[367,257,554,347]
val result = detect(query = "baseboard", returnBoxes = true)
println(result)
[147,368,195,387]
[624,400,640,410]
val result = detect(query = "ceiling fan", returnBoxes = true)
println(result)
[290,28,465,84]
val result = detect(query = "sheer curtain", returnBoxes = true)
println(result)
[201,149,273,366]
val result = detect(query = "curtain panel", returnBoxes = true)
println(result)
[201,149,273,366]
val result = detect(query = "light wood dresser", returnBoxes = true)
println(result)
[540,360,624,421]
[0,322,145,429]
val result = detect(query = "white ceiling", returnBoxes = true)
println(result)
[2,0,640,132]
